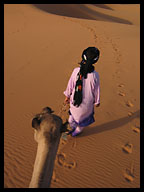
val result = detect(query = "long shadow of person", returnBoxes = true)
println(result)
[79,110,140,137]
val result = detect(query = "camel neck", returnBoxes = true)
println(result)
[29,137,60,188]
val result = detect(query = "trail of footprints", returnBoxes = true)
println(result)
[62,17,140,184]
[52,102,77,183]
[118,82,139,182]
[55,127,77,170]
[74,20,140,183]
[52,138,77,183]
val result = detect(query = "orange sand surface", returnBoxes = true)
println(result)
[4,4,140,188]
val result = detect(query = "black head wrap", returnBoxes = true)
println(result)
[73,47,100,107]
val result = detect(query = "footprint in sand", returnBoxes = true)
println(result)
[118,83,125,88]
[116,59,120,64]
[123,160,135,182]
[115,70,121,75]
[124,169,134,182]
[122,143,133,154]
[128,112,133,117]
[61,137,67,145]
[132,125,140,133]
[57,153,76,169]
[72,140,77,148]
[52,170,59,182]
[118,92,126,97]
[126,101,134,108]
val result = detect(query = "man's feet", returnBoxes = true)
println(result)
[71,126,84,137]
[67,127,76,135]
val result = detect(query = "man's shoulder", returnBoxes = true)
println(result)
[72,67,80,74]
[74,67,80,71]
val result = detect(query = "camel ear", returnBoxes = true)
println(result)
[60,120,69,133]
[32,117,41,129]
[42,107,54,114]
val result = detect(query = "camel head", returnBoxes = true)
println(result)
[32,107,69,143]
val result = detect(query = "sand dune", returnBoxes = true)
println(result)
[4,4,140,188]
[33,4,133,24]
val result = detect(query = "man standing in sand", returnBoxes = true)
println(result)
[64,47,100,136]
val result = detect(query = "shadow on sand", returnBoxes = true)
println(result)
[93,4,114,10]
[79,110,140,138]
[32,4,132,25]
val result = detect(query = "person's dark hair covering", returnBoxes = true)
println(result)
[73,47,100,107]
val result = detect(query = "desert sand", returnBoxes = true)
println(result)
[4,4,140,188]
